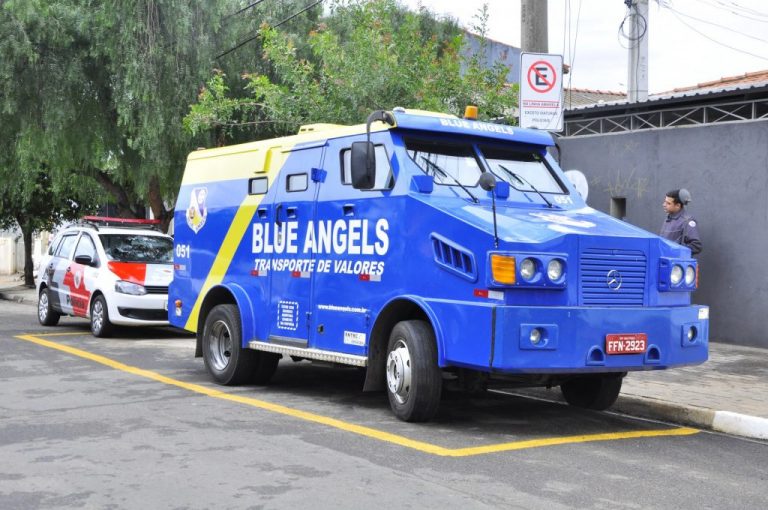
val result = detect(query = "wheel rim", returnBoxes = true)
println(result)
[38,292,49,322]
[92,300,104,333]
[386,339,412,405]
[208,320,234,372]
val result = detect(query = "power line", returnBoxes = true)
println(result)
[215,0,324,61]
[661,3,768,43]
[691,0,768,23]
[668,8,768,62]
[224,0,270,21]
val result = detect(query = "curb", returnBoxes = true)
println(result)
[0,290,34,306]
[508,388,768,442]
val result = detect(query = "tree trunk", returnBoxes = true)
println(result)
[21,222,35,288]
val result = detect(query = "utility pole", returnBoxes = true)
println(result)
[521,0,548,53]
[627,0,649,101]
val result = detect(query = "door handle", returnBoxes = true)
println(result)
[275,203,283,227]
[343,203,355,216]
[286,206,297,219]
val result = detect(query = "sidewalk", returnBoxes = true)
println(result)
[1,275,766,441]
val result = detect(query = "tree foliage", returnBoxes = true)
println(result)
[185,0,519,140]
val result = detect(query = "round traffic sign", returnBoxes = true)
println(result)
[527,60,557,93]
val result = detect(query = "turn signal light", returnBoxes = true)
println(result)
[491,254,516,285]
[175,299,182,308]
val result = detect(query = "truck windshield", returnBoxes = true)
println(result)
[100,234,173,264]
[480,145,566,194]
[406,139,482,187]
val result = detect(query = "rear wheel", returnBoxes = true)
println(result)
[38,288,60,326]
[386,320,442,422]
[90,295,114,338]
[202,304,278,385]
[560,373,624,410]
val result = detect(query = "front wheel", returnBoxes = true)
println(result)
[385,320,442,422]
[202,304,278,386]
[560,373,624,410]
[38,288,61,326]
[90,295,114,338]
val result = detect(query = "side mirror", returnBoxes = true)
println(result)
[564,170,589,201]
[74,254,94,266]
[478,172,496,191]
[350,141,376,190]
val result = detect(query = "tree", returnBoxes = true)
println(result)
[0,167,101,287]
[185,0,519,140]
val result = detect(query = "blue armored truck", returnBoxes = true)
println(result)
[169,108,708,422]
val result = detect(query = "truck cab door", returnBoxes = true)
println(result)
[266,145,325,348]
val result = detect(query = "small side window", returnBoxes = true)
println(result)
[48,235,64,255]
[287,173,308,192]
[56,234,79,260]
[249,177,268,195]
[341,145,394,190]
[74,233,98,264]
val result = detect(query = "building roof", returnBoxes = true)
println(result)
[563,87,626,108]
[564,69,768,112]
[661,69,768,94]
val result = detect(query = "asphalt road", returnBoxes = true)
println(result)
[1,301,766,509]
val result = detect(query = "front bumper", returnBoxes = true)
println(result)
[107,292,169,326]
[431,301,708,374]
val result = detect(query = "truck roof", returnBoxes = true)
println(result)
[188,109,554,162]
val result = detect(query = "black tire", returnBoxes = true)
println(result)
[202,304,278,386]
[385,320,442,422]
[90,294,114,338]
[38,287,61,326]
[560,373,624,410]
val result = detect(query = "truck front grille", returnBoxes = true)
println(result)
[580,248,646,306]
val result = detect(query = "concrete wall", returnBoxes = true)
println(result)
[0,231,49,276]
[558,120,768,348]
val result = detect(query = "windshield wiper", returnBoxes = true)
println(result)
[420,157,477,203]
[497,164,553,207]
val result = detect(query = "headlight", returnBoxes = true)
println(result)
[547,259,563,281]
[520,258,536,281]
[115,280,146,295]
[685,265,696,286]
[670,265,683,285]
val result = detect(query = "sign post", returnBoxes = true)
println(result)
[519,53,564,131]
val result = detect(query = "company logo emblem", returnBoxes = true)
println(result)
[186,187,208,234]
[606,269,623,291]
[73,269,82,289]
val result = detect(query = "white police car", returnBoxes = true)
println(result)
[36,216,173,337]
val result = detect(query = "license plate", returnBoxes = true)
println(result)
[605,333,647,355]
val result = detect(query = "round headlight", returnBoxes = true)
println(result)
[670,265,683,285]
[547,259,563,281]
[685,265,696,286]
[530,328,542,344]
[520,258,536,281]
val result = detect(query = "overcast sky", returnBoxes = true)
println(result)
[400,0,768,93]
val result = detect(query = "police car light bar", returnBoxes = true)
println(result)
[83,216,161,225]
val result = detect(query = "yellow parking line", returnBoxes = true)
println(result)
[15,333,699,457]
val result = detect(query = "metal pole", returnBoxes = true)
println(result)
[521,0,548,53]
[627,0,649,102]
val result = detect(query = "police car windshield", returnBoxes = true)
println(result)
[99,234,173,263]
[480,146,566,194]
[406,139,482,187]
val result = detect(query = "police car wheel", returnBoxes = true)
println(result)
[38,288,60,326]
[385,320,442,422]
[202,304,276,386]
[90,295,114,338]
[560,373,624,411]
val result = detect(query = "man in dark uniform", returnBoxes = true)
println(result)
[660,189,702,255]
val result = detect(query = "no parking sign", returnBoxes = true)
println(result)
[519,53,564,131]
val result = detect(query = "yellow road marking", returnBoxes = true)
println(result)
[14,333,699,457]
